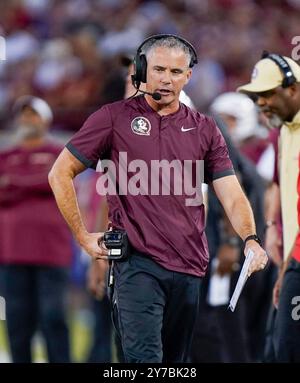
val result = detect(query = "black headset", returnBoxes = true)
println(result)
[132,34,198,89]
[261,51,296,88]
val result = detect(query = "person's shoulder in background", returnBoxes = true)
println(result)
[0,144,20,158]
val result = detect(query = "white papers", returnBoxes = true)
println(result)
[228,249,254,312]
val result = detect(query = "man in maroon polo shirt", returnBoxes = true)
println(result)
[49,35,268,363]
[0,96,72,363]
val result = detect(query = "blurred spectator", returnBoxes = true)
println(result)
[190,119,270,363]
[0,96,72,363]
[1,0,300,364]
[1,0,300,133]
[237,53,300,362]
[210,92,275,182]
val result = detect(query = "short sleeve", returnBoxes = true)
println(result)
[66,105,113,169]
[204,117,235,184]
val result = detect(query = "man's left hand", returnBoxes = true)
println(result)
[244,240,268,276]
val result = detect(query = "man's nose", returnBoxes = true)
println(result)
[161,70,171,84]
[256,95,267,108]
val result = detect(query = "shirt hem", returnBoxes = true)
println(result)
[212,168,235,181]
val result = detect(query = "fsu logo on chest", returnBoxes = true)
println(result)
[131,116,151,136]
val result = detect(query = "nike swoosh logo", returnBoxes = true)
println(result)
[181,126,197,132]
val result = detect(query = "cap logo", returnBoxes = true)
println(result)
[131,116,151,136]
[251,67,258,80]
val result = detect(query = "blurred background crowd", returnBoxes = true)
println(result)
[0,0,299,136]
[0,0,299,363]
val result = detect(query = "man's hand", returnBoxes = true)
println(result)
[87,259,109,300]
[244,240,268,276]
[273,274,284,309]
[265,225,283,267]
[80,232,108,260]
[273,254,292,308]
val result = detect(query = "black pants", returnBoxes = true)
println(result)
[2,265,70,363]
[111,251,202,363]
[190,301,250,363]
[274,258,300,362]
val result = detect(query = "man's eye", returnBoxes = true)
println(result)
[257,90,276,99]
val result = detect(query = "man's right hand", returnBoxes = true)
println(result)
[265,225,282,267]
[79,232,108,260]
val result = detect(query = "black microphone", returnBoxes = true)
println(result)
[137,88,161,101]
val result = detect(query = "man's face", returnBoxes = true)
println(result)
[146,46,192,105]
[255,86,295,124]
[15,106,47,139]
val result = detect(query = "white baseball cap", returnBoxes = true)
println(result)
[13,95,53,124]
[211,92,258,142]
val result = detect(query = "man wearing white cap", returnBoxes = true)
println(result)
[0,96,72,362]
[238,53,300,362]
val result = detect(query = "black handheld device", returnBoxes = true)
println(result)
[101,230,130,261]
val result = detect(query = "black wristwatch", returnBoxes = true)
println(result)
[244,234,262,247]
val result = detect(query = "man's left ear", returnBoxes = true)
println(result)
[185,69,192,85]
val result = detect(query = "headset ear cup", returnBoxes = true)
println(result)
[132,54,148,86]
[282,78,289,88]
[133,54,142,86]
[282,76,296,88]
[140,54,147,83]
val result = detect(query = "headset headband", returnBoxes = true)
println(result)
[261,50,296,88]
[137,34,198,68]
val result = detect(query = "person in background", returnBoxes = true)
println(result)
[238,53,300,362]
[0,96,72,363]
[272,155,300,362]
[190,117,269,362]
[210,92,274,182]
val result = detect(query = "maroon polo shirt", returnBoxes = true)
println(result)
[66,95,234,276]
[0,142,72,267]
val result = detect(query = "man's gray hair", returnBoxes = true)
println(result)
[143,36,192,67]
